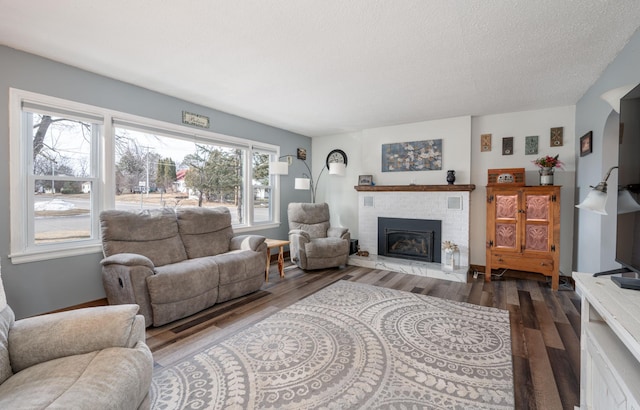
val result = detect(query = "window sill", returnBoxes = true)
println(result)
[9,244,103,264]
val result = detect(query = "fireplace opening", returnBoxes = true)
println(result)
[378,217,442,263]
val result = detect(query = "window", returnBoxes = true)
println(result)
[9,89,281,263]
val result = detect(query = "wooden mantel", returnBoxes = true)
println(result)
[354,184,475,192]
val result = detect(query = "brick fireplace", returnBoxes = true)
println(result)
[349,184,474,283]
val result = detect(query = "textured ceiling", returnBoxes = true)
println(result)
[1,1,639,137]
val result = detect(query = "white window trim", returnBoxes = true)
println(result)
[9,88,283,264]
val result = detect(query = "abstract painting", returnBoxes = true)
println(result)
[382,139,442,172]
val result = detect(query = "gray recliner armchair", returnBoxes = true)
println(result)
[287,202,350,270]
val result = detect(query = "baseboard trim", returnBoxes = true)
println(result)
[45,298,109,315]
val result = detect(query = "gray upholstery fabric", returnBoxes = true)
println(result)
[0,300,152,409]
[0,306,14,385]
[288,202,331,239]
[287,203,350,270]
[177,207,234,258]
[101,209,187,267]
[9,304,142,372]
[0,344,152,410]
[149,258,220,326]
[100,207,267,326]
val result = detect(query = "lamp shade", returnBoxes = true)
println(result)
[328,162,346,176]
[269,161,289,175]
[601,84,636,113]
[576,189,608,215]
[617,189,640,214]
[295,178,311,190]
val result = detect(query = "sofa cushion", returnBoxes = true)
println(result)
[288,203,331,239]
[100,208,187,267]
[148,258,221,326]
[0,344,152,409]
[176,207,234,258]
[305,237,349,259]
[213,250,265,285]
[0,306,14,385]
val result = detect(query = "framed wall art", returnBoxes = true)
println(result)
[580,131,593,157]
[481,133,492,152]
[358,175,373,185]
[525,135,538,155]
[502,137,514,155]
[550,127,563,146]
[381,139,442,172]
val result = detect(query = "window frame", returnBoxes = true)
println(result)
[9,88,283,264]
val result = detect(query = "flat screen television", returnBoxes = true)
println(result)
[614,82,640,288]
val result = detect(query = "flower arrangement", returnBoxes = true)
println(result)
[442,241,459,252]
[533,154,564,169]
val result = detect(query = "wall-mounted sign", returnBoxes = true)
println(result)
[182,111,210,128]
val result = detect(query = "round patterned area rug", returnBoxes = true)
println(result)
[151,280,514,409]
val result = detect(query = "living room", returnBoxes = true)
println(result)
[0,3,638,319]
[1,2,640,408]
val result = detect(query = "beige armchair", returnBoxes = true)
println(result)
[0,273,153,409]
[287,202,350,270]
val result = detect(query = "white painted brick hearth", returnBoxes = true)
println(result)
[350,190,471,282]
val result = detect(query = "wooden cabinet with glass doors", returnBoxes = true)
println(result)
[485,186,560,290]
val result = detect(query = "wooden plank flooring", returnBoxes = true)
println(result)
[147,265,581,410]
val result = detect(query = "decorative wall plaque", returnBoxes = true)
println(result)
[502,137,514,155]
[182,111,210,128]
[550,127,563,146]
[525,135,538,155]
[481,133,492,152]
[297,148,307,160]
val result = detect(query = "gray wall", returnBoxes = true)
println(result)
[0,46,311,318]
[574,30,640,273]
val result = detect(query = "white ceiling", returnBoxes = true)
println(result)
[1,1,639,137]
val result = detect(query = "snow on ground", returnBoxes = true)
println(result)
[34,198,75,211]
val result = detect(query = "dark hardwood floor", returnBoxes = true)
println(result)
[147,264,581,410]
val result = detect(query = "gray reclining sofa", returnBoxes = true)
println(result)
[100,207,267,327]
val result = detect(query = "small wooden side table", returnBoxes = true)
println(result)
[264,239,290,282]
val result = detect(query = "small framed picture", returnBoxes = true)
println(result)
[502,137,514,155]
[358,175,373,185]
[480,133,492,152]
[551,127,564,146]
[525,136,538,155]
[296,148,307,160]
[580,131,593,157]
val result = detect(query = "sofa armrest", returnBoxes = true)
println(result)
[9,304,144,373]
[100,253,154,269]
[328,227,349,239]
[230,234,266,251]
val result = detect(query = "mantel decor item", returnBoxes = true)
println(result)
[358,175,373,185]
[446,170,456,185]
[533,154,563,186]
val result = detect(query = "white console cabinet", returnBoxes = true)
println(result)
[574,272,640,409]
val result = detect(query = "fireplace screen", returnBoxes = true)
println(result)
[385,229,434,261]
[378,217,442,263]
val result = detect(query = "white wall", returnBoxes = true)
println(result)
[315,107,576,276]
[312,116,472,236]
[471,106,576,276]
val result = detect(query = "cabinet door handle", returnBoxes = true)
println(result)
[497,258,504,262]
